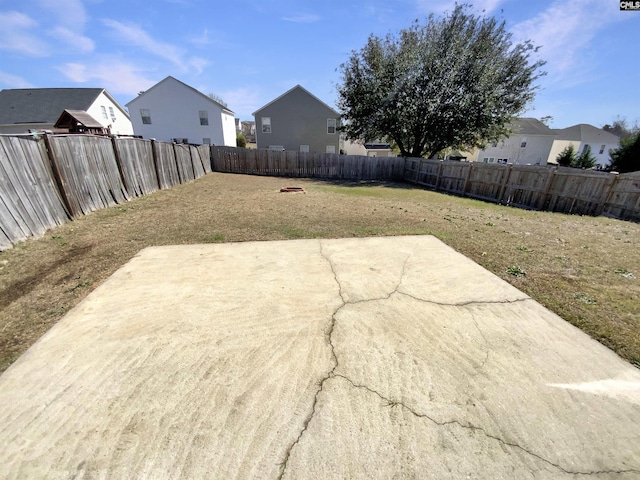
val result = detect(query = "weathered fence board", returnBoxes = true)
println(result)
[114,138,159,196]
[0,136,70,249]
[196,145,211,174]
[210,146,405,181]
[545,169,615,216]
[601,171,640,221]
[463,163,509,202]
[173,144,195,183]
[502,165,553,210]
[154,141,181,189]
[47,135,129,217]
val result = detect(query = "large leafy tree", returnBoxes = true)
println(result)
[337,5,546,158]
[609,132,640,173]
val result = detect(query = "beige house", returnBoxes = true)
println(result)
[476,118,556,165]
[548,124,619,169]
[253,85,340,154]
[341,137,397,157]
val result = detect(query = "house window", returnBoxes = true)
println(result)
[172,138,188,144]
[108,106,116,122]
[101,106,108,120]
[582,144,590,153]
[268,145,284,151]
[483,157,489,163]
[300,145,309,153]
[327,118,337,134]
[203,138,211,144]
[599,144,606,154]
[326,145,336,154]
[199,111,209,126]
[262,117,271,133]
[520,138,527,148]
[491,141,498,148]
[140,109,152,124]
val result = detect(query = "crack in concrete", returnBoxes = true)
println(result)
[397,291,532,308]
[277,245,639,478]
[276,243,344,479]
[334,374,640,477]
[277,245,409,479]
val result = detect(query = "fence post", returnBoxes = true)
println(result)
[497,164,513,205]
[110,136,129,192]
[150,139,163,190]
[599,172,620,216]
[435,160,444,190]
[42,133,75,218]
[461,161,474,196]
[540,167,557,211]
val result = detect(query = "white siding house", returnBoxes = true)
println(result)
[548,124,620,169]
[126,76,236,146]
[0,88,133,135]
[476,118,556,165]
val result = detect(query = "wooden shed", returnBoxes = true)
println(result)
[54,110,110,135]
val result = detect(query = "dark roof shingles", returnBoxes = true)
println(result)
[0,88,104,124]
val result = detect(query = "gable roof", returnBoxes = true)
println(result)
[553,124,620,143]
[252,85,340,117]
[126,76,234,115]
[0,88,129,125]
[512,117,555,136]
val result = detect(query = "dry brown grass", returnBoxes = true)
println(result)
[1,172,638,373]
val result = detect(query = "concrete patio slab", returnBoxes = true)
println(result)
[0,236,639,479]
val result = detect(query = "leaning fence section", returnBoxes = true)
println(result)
[211,146,405,180]
[0,135,70,250]
[602,171,640,222]
[0,134,211,250]
[404,158,639,219]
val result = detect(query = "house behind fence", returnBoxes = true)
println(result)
[0,136,638,250]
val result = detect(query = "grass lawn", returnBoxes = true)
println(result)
[1,172,638,374]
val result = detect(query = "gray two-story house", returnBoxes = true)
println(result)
[253,85,340,154]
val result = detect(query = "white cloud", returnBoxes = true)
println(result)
[189,57,210,74]
[0,11,49,56]
[102,19,206,73]
[47,26,95,53]
[511,0,624,81]
[56,58,156,98]
[282,13,321,23]
[0,71,35,88]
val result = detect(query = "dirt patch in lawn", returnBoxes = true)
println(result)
[1,172,639,373]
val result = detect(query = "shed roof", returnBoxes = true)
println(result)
[54,110,104,129]
[0,88,128,125]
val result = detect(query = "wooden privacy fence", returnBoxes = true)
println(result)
[404,158,639,219]
[2,138,639,250]
[0,134,210,249]
[211,146,406,180]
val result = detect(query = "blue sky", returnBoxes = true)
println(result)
[1,0,638,129]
